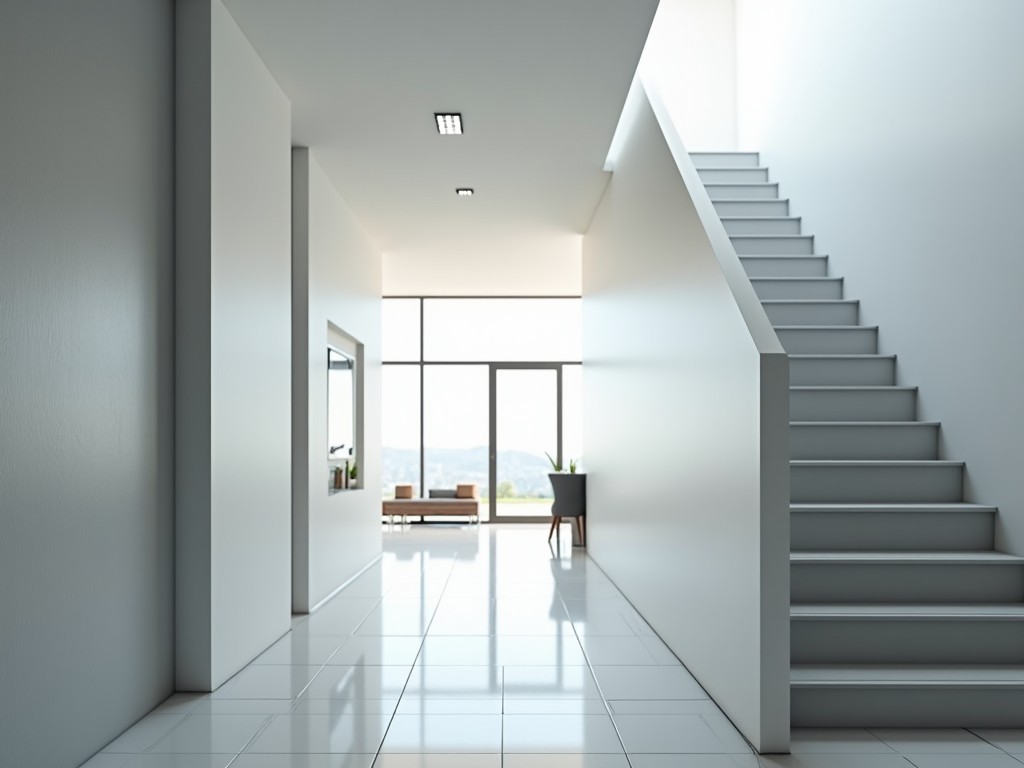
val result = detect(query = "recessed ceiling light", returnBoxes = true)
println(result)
[435,113,463,135]
[456,188,474,197]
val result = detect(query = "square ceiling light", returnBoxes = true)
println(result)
[456,188,474,196]
[435,113,463,135]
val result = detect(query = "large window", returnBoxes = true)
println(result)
[381,298,583,521]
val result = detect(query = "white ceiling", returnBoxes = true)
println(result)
[221,0,660,292]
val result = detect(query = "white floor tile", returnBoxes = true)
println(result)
[145,714,269,754]
[231,755,375,768]
[503,666,602,700]
[189,698,294,715]
[300,664,411,700]
[80,756,129,768]
[579,636,660,665]
[325,636,424,666]
[971,730,1024,752]
[371,756,502,768]
[379,714,503,753]
[757,756,916,768]
[503,755,630,768]
[869,729,1001,754]
[101,714,187,753]
[252,635,346,665]
[290,698,398,715]
[119,757,236,768]
[902,755,1024,767]
[591,665,708,700]
[417,635,586,666]
[503,699,610,715]
[613,713,749,754]
[790,729,895,754]
[243,713,389,754]
[630,757,761,768]
[403,665,503,698]
[210,665,322,700]
[395,697,504,715]
[502,713,625,754]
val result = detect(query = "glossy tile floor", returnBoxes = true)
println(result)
[83,524,1024,768]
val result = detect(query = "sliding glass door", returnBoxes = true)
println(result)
[491,366,560,521]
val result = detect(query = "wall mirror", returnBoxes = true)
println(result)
[328,345,357,491]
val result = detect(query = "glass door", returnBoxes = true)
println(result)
[490,366,560,521]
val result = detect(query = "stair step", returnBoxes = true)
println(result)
[790,421,938,460]
[713,199,789,217]
[791,664,1024,727]
[763,299,858,325]
[777,326,878,355]
[791,459,964,503]
[704,182,779,200]
[723,217,802,236]
[791,503,997,551]
[790,355,895,386]
[752,277,843,300]
[732,235,815,255]
[740,256,827,278]
[791,386,916,421]
[698,167,770,183]
[792,604,1024,665]
[791,551,1024,604]
[689,151,760,168]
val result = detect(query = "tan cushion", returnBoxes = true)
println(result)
[455,483,477,499]
[394,484,414,499]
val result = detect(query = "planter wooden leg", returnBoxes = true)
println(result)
[575,516,585,547]
[548,516,559,542]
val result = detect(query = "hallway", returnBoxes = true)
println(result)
[83,525,1024,767]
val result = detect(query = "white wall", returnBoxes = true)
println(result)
[176,0,293,690]
[583,83,789,753]
[736,0,1024,553]
[292,148,383,612]
[382,236,583,296]
[0,2,174,765]
[639,0,738,151]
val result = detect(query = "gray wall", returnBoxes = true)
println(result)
[0,1,174,766]
[176,0,293,690]
[292,148,383,613]
[735,0,1024,553]
[583,85,789,753]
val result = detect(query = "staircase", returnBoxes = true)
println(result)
[691,151,1024,727]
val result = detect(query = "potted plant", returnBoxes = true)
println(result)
[545,453,586,546]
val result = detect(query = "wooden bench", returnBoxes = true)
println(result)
[382,498,480,525]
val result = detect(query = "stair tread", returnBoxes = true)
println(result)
[791,503,996,511]
[753,277,840,281]
[712,197,790,202]
[792,551,1023,564]
[792,459,963,465]
[790,421,939,426]
[741,255,825,259]
[731,234,812,238]
[793,604,1024,619]
[696,166,770,171]
[763,299,857,303]
[791,385,915,390]
[775,325,877,330]
[789,356,895,362]
[722,216,800,221]
[792,664,1024,687]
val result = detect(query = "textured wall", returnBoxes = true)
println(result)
[0,1,175,765]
